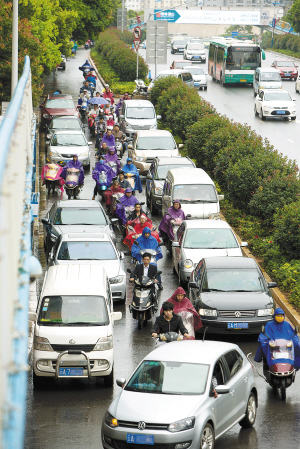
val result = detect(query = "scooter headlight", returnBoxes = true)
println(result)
[287,341,293,348]
[136,289,151,298]
[269,341,276,347]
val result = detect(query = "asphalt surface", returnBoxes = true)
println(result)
[25,47,300,449]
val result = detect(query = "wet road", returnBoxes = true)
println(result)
[25,47,300,449]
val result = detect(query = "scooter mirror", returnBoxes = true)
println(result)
[126,268,132,273]
[140,202,145,206]
[295,326,299,335]
[158,242,164,246]
[133,240,139,246]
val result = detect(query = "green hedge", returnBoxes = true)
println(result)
[150,76,300,306]
[261,32,300,59]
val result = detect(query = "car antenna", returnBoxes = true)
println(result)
[202,326,208,342]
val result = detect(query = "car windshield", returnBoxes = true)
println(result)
[53,207,107,225]
[184,228,238,249]
[38,295,109,326]
[51,133,86,146]
[185,67,205,75]
[226,47,260,70]
[57,241,117,260]
[125,360,209,395]
[156,164,191,179]
[264,92,291,102]
[51,118,82,130]
[46,99,75,109]
[173,41,186,45]
[260,73,281,81]
[174,62,186,69]
[174,184,217,203]
[137,136,176,151]
[127,107,155,119]
[276,61,294,67]
[203,268,264,292]
[187,44,204,50]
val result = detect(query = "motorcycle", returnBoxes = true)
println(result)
[43,164,63,195]
[259,324,299,400]
[132,79,149,98]
[127,268,162,330]
[115,138,123,158]
[64,168,81,200]
[97,171,109,199]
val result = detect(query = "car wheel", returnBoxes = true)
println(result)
[120,292,126,305]
[259,108,266,121]
[204,86,207,90]
[200,423,215,449]
[291,116,296,121]
[179,269,187,288]
[33,372,47,390]
[254,105,259,116]
[150,197,158,215]
[254,90,257,97]
[239,392,257,428]
[295,84,298,93]
[103,367,114,388]
[172,259,177,275]
[146,189,150,206]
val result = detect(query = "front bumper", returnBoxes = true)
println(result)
[194,82,207,88]
[133,160,151,175]
[262,108,296,118]
[197,317,273,334]
[186,55,206,62]
[33,348,113,378]
[110,278,126,301]
[49,154,90,166]
[151,192,163,209]
[280,73,297,79]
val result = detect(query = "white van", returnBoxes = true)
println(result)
[119,99,160,138]
[32,264,122,388]
[253,67,282,96]
[148,69,194,92]
[161,167,224,218]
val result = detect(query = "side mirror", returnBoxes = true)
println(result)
[293,98,297,102]
[215,386,230,395]
[146,173,153,180]
[186,214,191,219]
[140,202,145,206]
[218,194,224,201]
[158,242,164,247]
[262,325,265,333]
[267,281,277,289]
[156,270,162,275]
[240,242,248,247]
[157,115,161,120]
[189,281,197,289]
[120,252,125,260]
[28,311,37,322]
[134,240,139,246]
[111,218,118,224]
[127,144,133,149]
[172,242,180,248]
[45,140,50,145]
[179,144,184,149]
[123,251,131,256]
[112,311,122,321]
[116,378,126,388]
[41,218,49,225]
[88,141,93,145]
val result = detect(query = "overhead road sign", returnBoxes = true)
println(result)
[154,9,265,25]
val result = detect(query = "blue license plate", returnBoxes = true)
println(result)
[127,434,154,445]
[179,49,184,51]
[59,368,84,376]
[285,74,290,76]
[276,111,285,115]
[194,56,200,59]
[227,322,249,329]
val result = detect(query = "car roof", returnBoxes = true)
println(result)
[182,219,232,230]
[51,115,81,121]
[158,69,191,75]
[145,340,241,364]
[56,199,103,209]
[155,156,193,165]
[136,130,172,137]
[167,167,214,184]
[52,130,86,135]
[43,265,108,297]
[61,233,109,241]
[274,60,295,63]
[257,67,280,73]
[204,256,257,269]
[47,94,72,100]
[124,99,153,108]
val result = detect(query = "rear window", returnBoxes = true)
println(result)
[182,73,193,82]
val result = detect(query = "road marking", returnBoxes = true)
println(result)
[287,139,294,143]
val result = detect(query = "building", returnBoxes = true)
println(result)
[125,0,141,10]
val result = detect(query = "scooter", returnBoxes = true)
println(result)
[259,324,299,400]
[43,164,63,195]
[115,138,123,157]
[132,79,149,98]
[64,168,81,200]
[97,171,109,199]
[127,268,162,330]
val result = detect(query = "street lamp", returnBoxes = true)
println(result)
[266,1,282,48]
[11,0,18,96]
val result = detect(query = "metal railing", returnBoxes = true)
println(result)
[0,55,37,449]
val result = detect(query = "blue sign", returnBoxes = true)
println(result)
[272,18,276,27]
[154,9,181,22]
[231,31,238,37]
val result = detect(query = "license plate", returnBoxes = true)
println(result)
[240,79,247,82]
[127,434,154,445]
[227,322,249,329]
[179,49,184,51]
[276,111,285,115]
[285,74,290,76]
[194,56,200,59]
[59,367,84,376]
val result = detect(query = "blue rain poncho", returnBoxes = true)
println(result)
[131,227,163,263]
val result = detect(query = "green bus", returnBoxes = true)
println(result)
[208,37,265,85]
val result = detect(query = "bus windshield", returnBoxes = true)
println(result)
[226,47,260,70]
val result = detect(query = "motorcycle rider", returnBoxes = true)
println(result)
[118,170,131,190]
[95,141,108,159]
[254,308,300,373]
[79,60,93,74]
[77,89,90,115]
[85,71,97,87]
[101,128,116,149]
[103,84,114,105]
[124,214,158,249]
[122,158,143,194]
[41,163,64,193]
[112,124,127,153]
[130,252,159,298]
[151,302,190,339]
[62,155,84,187]
[127,202,146,221]
[95,116,106,149]
[80,81,92,95]
[104,147,120,174]
[116,188,140,224]
[92,158,110,200]
[159,199,186,241]
[104,179,124,211]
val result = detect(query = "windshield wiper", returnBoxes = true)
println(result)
[202,288,225,292]
[226,289,258,292]
[64,322,105,326]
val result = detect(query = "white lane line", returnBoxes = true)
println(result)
[287,139,294,143]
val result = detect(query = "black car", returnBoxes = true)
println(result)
[171,39,186,54]
[41,199,117,254]
[188,256,277,335]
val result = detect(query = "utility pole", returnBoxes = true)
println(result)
[11,0,18,96]
[121,0,124,34]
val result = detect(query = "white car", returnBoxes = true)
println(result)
[46,130,92,168]
[172,219,247,286]
[254,89,297,121]
[295,73,300,94]
[184,43,206,63]
[184,66,207,90]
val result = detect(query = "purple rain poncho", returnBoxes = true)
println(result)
[104,148,120,175]
[101,133,115,148]
[62,155,84,185]
[116,189,140,224]
[131,227,163,263]
[158,200,186,240]
[92,160,110,187]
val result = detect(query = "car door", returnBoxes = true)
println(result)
[175,223,185,274]
[162,178,171,215]
[222,350,248,423]
[189,259,204,304]
[129,133,137,160]
[257,91,264,113]
[43,204,56,248]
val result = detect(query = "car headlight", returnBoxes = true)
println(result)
[50,234,58,242]
[183,259,193,269]
[257,308,274,317]
[109,275,124,284]
[43,114,50,118]
[199,309,218,317]
[136,156,145,162]
[259,85,265,89]
[105,411,118,427]
[154,187,163,195]
[150,123,157,129]
[93,335,113,351]
[34,336,53,351]
[125,121,133,129]
[168,417,195,433]
[173,47,178,50]
[136,289,151,298]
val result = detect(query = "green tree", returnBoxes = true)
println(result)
[224,24,253,35]
[286,0,300,33]
[72,0,112,42]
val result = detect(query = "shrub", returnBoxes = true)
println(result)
[274,201,300,259]
[150,76,183,107]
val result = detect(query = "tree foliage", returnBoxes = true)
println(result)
[286,0,300,33]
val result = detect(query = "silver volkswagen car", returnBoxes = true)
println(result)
[102,341,257,449]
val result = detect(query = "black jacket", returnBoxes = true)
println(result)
[151,313,188,335]
[132,263,157,280]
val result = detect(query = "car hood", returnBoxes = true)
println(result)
[200,291,273,310]
[46,108,78,117]
[36,323,111,341]
[182,248,242,264]
[192,75,207,82]
[50,144,89,154]
[180,202,219,218]
[111,390,204,423]
[136,149,179,158]
[258,82,282,89]
[54,224,111,235]
[264,100,293,107]
[276,66,296,71]
[56,259,122,278]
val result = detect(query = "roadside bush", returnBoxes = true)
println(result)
[150,76,183,107]
[261,31,300,58]
[274,201,300,259]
